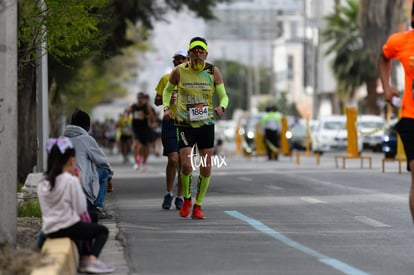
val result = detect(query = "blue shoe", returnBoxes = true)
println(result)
[174,197,183,210]
[162,193,173,209]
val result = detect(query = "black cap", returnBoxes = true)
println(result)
[137,92,146,98]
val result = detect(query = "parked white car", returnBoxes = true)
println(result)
[313,115,363,154]
[357,115,386,152]
[215,120,237,142]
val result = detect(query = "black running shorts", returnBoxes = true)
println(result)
[395,117,414,171]
[161,119,179,156]
[177,124,215,150]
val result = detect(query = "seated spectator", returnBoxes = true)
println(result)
[37,137,115,273]
[64,108,113,220]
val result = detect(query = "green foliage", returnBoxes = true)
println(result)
[18,0,110,62]
[213,59,274,117]
[212,60,249,117]
[62,57,129,113]
[16,0,229,181]
[17,182,24,193]
[18,199,42,218]
[45,0,109,58]
[257,93,300,117]
[20,0,225,116]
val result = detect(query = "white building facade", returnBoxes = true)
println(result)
[205,0,337,119]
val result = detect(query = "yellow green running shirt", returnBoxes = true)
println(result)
[175,62,215,128]
[155,73,178,117]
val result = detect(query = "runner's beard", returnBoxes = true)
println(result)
[191,60,205,72]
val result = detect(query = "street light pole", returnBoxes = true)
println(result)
[36,0,49,172]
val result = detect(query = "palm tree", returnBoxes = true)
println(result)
[322,0,405,114]
[321,0,376,108]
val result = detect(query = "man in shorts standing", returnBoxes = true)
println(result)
[162,37,229,219]
[379,2,414,223]
[155,50,188,210]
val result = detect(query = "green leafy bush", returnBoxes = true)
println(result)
[18,199,41,218]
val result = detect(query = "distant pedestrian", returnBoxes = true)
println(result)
[261,105,282,160]
[37,137,115,274]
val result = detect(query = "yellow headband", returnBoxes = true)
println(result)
[189,40,208,51]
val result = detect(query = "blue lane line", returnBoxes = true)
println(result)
[225,210,369,275]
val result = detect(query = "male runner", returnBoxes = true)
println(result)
[155,50,188,210]
[379,3,414,224]
[162,37,229,219]
[126,92,155,171]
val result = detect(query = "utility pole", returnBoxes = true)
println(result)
[0,0,18,244]
[36,0,49,172]
[312,0,321,120]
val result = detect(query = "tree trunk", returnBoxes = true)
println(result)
[17,64,38,183]
[364,76,380,115]
[359,0,404,62]
[359,0,404,116]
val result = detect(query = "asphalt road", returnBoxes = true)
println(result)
[109,151,414,275]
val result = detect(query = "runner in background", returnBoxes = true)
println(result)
[117,110,133,164]
[126,92,156,171]
[155,49,188,210]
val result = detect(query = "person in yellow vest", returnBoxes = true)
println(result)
[162,37,229,219]
[261,105,282,160]
[117,110,132,164]
[154,50,188,210]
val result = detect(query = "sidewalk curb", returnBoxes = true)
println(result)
[98,194,131,275]
[31,238,79,275]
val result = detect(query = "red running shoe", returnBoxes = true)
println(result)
[191,204,205,219]
[179,198,192,218]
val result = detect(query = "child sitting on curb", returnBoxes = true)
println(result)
[37,137,115,274]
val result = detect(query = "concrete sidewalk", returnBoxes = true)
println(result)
[96,193,130,275]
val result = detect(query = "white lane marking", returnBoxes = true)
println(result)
[354,216,391,228]
[226,211,369,275]
[300,197,327,204]
[238,176,253,182]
